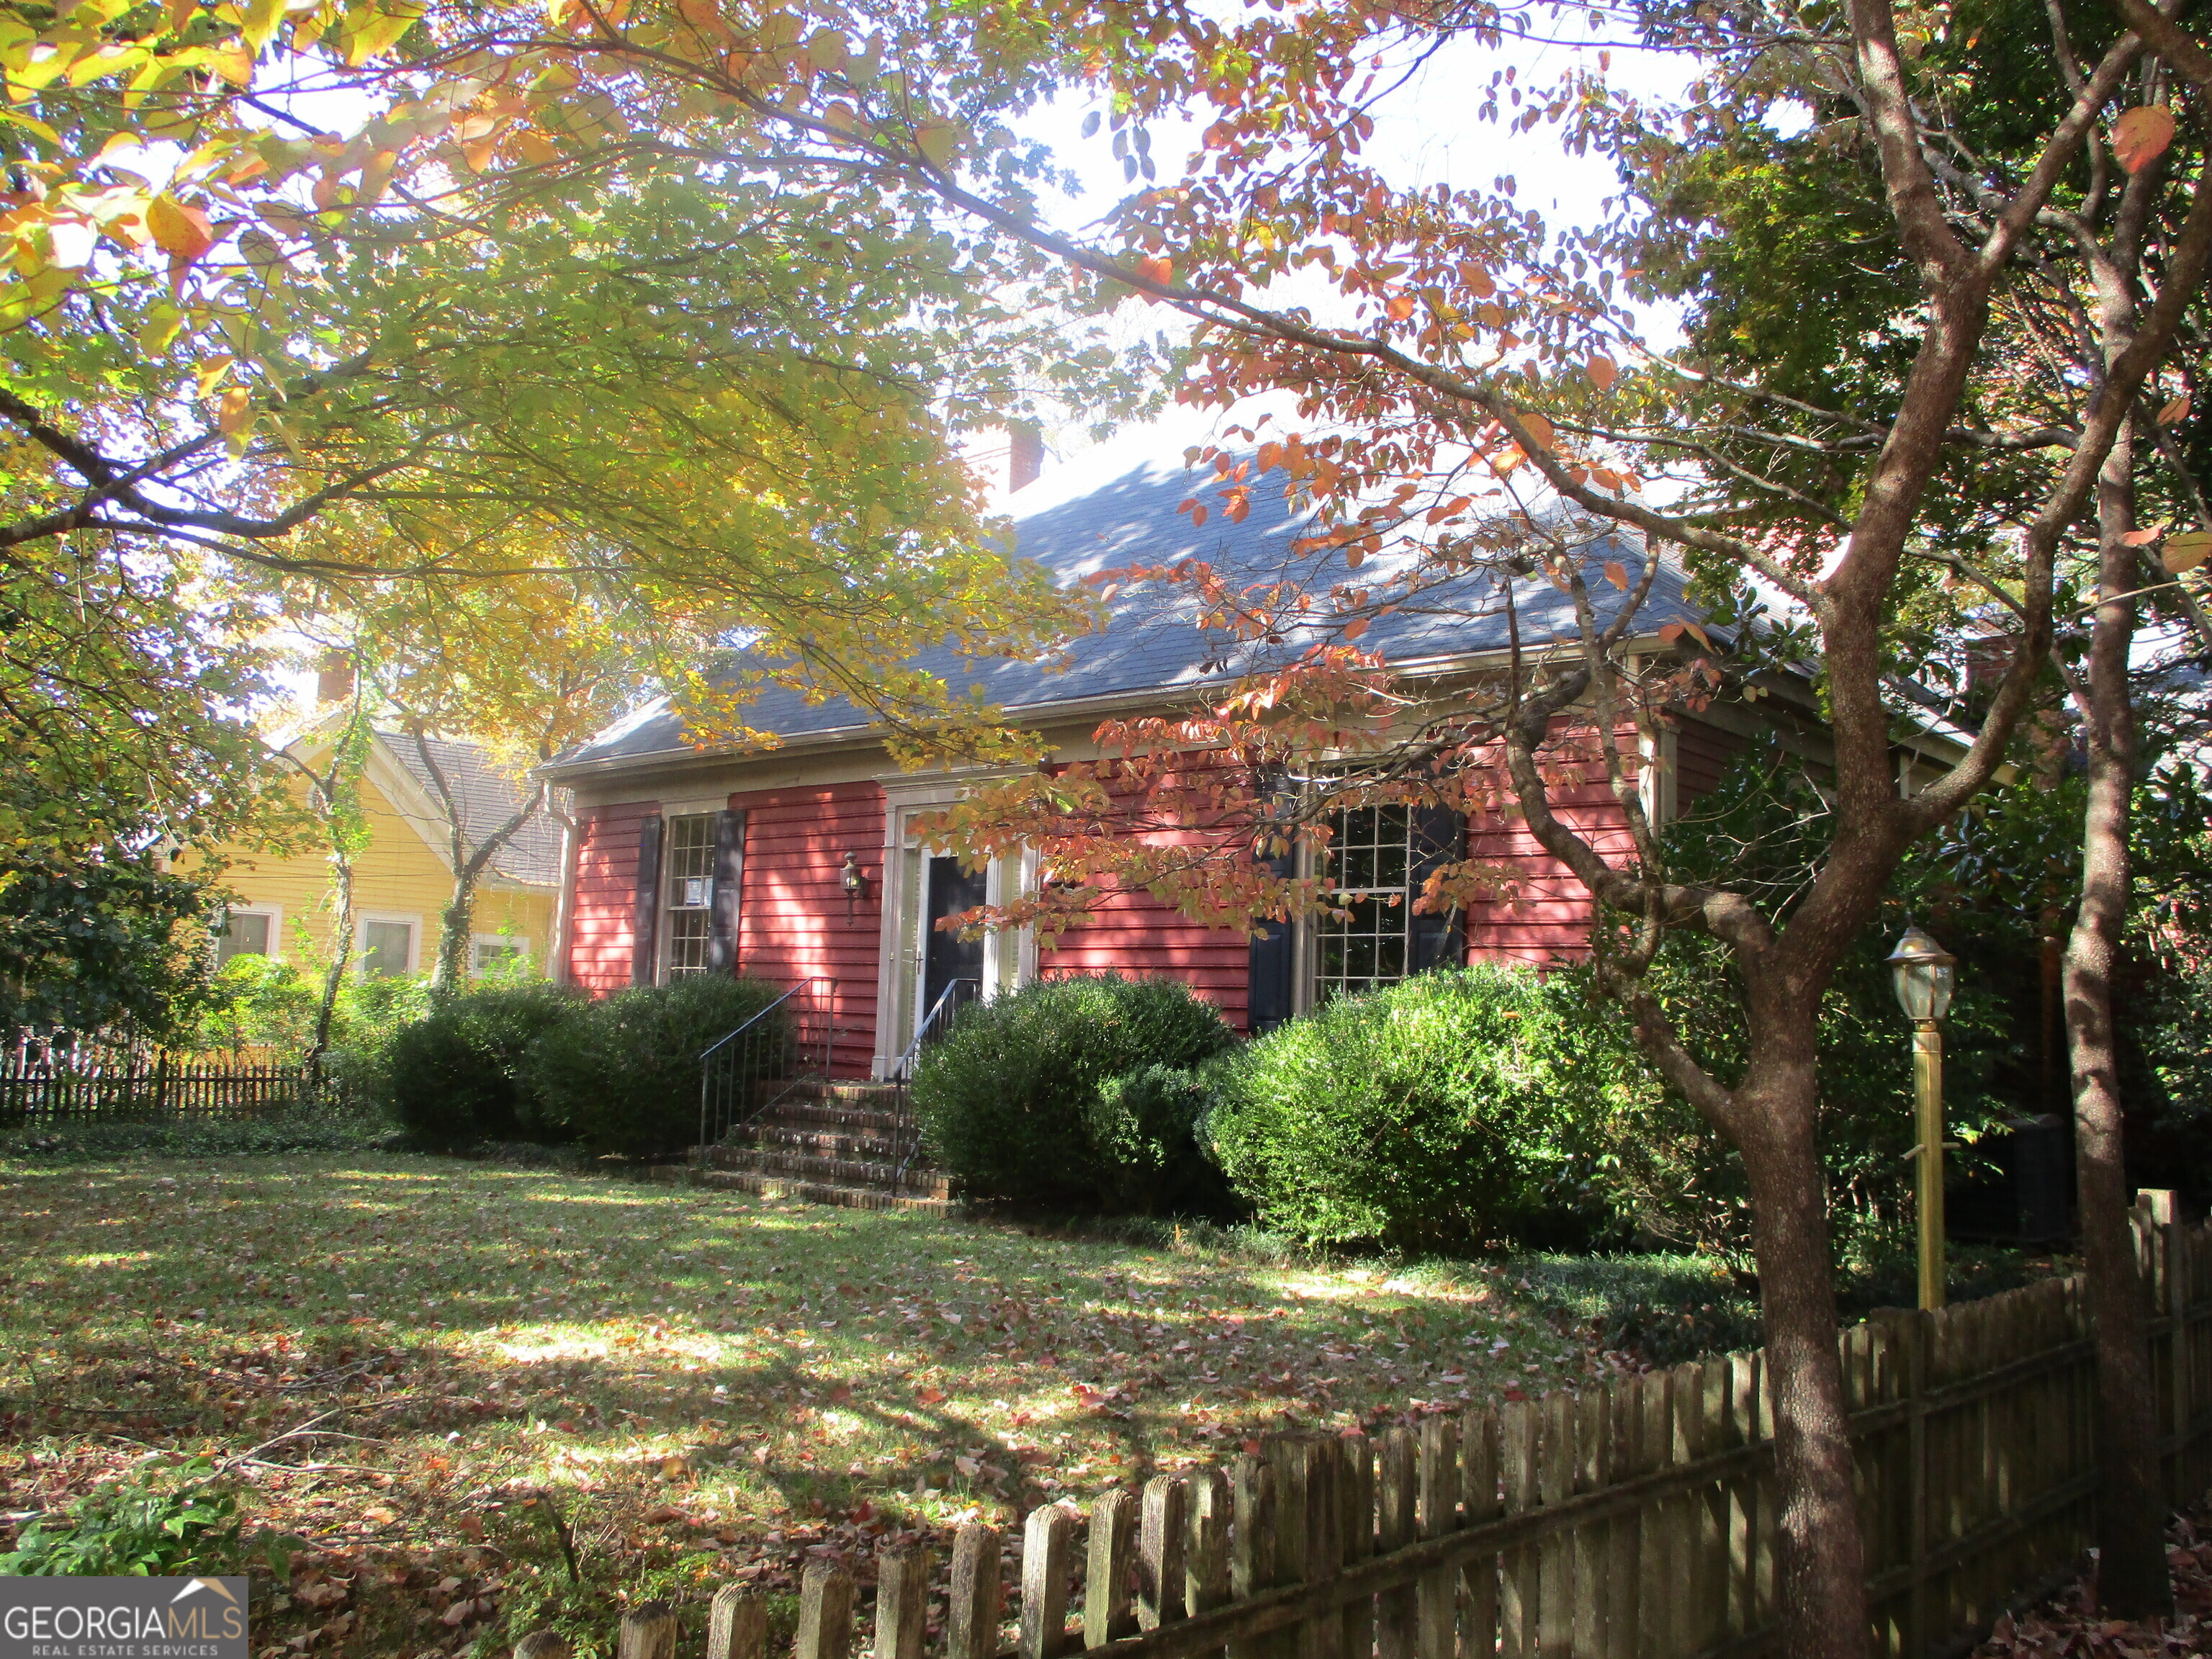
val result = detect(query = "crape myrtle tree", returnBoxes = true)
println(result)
[1584,0,2212,1611]
[324,0,2212,1645]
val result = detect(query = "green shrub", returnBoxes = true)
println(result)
[912,974,1236,1210]
[385,981,583,1149]
[529,976,785,1156]
[0,1459,262,1576]
[1204,964,1588,1251]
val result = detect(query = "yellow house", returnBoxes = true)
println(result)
[197,727,564,979]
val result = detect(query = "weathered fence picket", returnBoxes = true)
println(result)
[520,1196,2212,1659]
[0,1055,313,1121]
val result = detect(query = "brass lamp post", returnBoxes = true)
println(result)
[1887,925,1957,1310]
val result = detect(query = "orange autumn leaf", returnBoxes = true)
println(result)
[2113,106,2175,175]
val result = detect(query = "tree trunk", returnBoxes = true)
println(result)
[1739,1038,1868,1659]
[307,850,356,1084]
[2065,416,2173,1617]
[434,871,477,996]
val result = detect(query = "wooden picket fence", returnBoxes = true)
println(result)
[0,1054,312,1122]
[534,1197,2212,1659]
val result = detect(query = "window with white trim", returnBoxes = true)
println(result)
[661,812,717,978]
[471,935,529,976]
[360,917,416,979]
[1314,803,1413,1001]
[215,907,276,966]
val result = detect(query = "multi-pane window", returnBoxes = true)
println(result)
[662,813,717,978]
[361,919,415,978]
[215,909,271,966]
[472,936,526,976]
[1315,804,1413,1001]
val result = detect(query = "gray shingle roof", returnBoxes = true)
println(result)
[383,732,567,886]
[557,441,1702,771]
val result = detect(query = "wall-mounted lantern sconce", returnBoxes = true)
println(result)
[841,853,868,922]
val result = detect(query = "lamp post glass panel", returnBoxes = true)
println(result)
[1888,926,1958,1310]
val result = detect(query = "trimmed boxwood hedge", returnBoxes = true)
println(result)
[911,973,1236,1210]
[1202,963,1586,1250]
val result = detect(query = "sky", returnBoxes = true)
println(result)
[977,15,1704,495]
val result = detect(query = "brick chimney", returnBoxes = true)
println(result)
[1009,420,1044,493]
[317,650,356,704]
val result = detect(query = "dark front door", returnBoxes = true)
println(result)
[920,854,988,1033]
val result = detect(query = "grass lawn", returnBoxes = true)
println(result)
[0,1152,1626,1658]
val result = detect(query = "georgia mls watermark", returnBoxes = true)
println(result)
[0,1577,247,1659]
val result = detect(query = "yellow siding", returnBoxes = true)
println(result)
[185,770,557,974]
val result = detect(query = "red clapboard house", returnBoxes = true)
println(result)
[541,436,1960,1208]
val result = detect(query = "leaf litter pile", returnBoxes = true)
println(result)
[0,1153,1617,1657]
[1972,1506,2212,1657]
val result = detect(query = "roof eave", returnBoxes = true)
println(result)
[536,631,1686,786]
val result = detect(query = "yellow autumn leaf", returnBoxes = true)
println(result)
[217,385,251,433]
[243,0,285,51]
[1516,411,1555,452]
[343,0,422,66]
[146,194,215,258]
[210,40,253,87]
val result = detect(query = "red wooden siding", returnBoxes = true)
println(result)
[1458,716,1744,966]
[568,800,658,993]
[1039,876,1254,1032]
[1462,726,1638,968]
[1674,715,1744,806]
[730,781,886,1079]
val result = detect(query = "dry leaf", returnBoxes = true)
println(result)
[2157,391,2192,426]
[2113,105,2176,175]
[2162,529,2212,575]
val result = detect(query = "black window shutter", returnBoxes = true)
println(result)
[705,809,745,976]
[630,813,663,986]
[1407,802,1464,975]
[1246,821,1298,1036]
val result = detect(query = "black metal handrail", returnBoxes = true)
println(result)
[697,976,836,1155]
[889,976,979,1177]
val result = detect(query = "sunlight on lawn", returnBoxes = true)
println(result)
[0,1153,1611,1657]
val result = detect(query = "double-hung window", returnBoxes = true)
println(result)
[215,907,276,966]
[661,812,718,978]
[1314,803,1415,1000]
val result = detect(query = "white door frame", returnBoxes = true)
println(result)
[871,778,1035,1077]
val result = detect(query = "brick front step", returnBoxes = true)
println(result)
[754,1109,908,1142]
[732,1122,912,1163]
[701,1142,948,1199]
[689,1166,953,1215]
[776,1079,903,1105]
